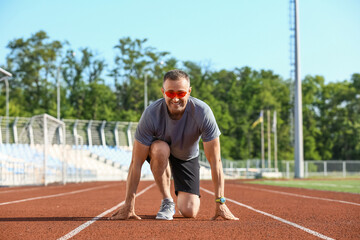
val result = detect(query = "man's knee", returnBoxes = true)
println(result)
[177,192,200,218]
[149,140,170,169]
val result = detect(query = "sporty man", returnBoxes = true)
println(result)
[110,69,238,220]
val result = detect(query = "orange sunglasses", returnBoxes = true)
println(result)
[163,89,188,99]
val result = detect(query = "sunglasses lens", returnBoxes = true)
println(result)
[177,92,187,98]
[165,92,176,98]
[165,91,187,98]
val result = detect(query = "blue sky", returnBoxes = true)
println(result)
[0,0,359,83]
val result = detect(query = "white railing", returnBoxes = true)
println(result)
[281,160,360,178]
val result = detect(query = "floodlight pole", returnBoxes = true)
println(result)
[144,74,148,111]
[261,110,265,168]
[294,0,304,178]
[56,66,61,120]
[4,79,9,144]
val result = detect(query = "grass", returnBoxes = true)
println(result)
[248,179,360,194]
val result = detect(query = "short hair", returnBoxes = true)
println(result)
[163,69,190,85]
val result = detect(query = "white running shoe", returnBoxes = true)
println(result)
[156,199,175,220]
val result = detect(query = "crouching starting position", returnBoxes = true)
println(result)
[110,69,238,221]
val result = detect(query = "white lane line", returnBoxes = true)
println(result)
[262,181,360,189]
[310,183,355,188]
[0,185,64,194]
[238,185,360,207]
[0,187,42,194]
[200,187,334,240]
[58,183,155,240]
[0,184,116,206]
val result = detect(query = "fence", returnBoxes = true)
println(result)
[1,116,359,185]
[0,116,137,148]
[280,160,360,178]
[198,157,360,179]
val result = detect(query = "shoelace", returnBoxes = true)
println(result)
[160,202,174,212]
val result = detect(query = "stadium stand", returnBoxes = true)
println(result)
[0,115,147,186]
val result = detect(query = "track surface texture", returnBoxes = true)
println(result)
[1,180,359,239]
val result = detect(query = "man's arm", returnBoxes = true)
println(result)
[203,137,239,220]
[110,139,150,220]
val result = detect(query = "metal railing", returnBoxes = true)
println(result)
[281,160,360,178]
[0,116,137,148]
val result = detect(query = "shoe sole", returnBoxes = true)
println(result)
[155,210,175,220]
[155,216,173,220]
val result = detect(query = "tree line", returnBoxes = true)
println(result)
[1,31,359,161]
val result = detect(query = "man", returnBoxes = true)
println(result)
[110,69,238,221]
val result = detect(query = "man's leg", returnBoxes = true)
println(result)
[169,154,201,218]
[177,191,200,218]
[149,140,175,220]
[149,140,172,199]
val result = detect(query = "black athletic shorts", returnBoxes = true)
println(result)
[146,154,200,197]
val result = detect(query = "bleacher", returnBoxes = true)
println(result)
[81,145,153,178]
[0,143,145,186]
[0,115,158,186]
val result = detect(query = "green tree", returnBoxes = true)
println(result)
[111,37,170,121]
[61,48,108,119]
[5,30,62,115]
[2,30,359,160]
[302,75,323,160]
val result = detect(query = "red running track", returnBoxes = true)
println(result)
[0,180,359,239]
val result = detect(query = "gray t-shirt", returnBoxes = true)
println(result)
[135,96,221,160]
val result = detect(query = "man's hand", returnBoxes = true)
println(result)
[109,204,141,220]
[211,204,239,220]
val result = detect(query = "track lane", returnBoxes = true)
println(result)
[200,186,334,240]
[58,183,156,240]
[0,184,115,206]
[237,185,360,206]
[0,181,153,240]
[73,181,323,240]
[1,180,359,239]
[0,182,114,203]
[234,180,360,203]
[208,181,360,240]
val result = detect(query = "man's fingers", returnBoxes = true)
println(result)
[220,208,239,221]
[222,213,239,220]
[111,210,120,217]
[212,205,239,221]
[130,211,141,220]
[109,209,128,220]
[109,211,120,220]
[130,214,142,220]
[109,214,123,220]
[109,209,141,220]
[109,212,126,220]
